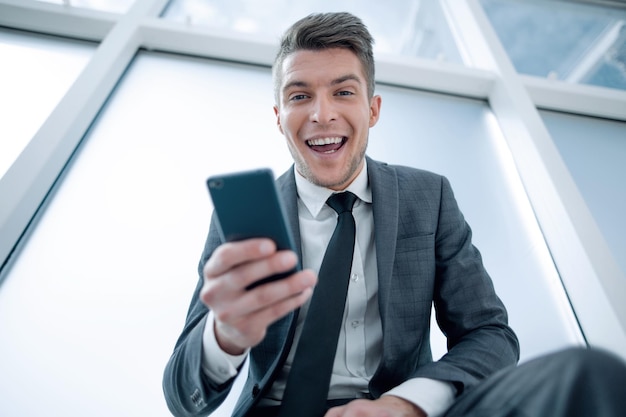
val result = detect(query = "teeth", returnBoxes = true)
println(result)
[307,137,343,146]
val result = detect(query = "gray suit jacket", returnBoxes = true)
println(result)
[163,157,520,417]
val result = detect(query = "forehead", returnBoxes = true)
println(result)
[279,48,366,88]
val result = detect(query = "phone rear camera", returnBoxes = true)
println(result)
[209,179,224,189]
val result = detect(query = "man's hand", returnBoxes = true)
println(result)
[200,238,316,355]
[325,396,427,417]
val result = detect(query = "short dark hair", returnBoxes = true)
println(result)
[272,12,376,103]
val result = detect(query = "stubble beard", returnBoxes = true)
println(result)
[288,139,367,190]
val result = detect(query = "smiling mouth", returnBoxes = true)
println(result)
[306,137,347,154]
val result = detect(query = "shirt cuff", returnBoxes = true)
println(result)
[201,310,249,384]
[383,377,456,417]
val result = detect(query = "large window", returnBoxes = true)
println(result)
[0,0,624,416]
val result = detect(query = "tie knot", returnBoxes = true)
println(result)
[326,191,358,215]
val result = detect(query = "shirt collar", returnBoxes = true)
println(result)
[294,159,372,218]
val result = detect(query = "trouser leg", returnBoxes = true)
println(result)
[444,347,626,417]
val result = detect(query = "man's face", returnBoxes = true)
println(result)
[274,48,381,191]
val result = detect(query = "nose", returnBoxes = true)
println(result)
[310,95,337,124]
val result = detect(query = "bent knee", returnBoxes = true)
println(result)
[560,347,626,382]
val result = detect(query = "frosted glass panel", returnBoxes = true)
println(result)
[541,110,626,276]
[0,51,582,417]
[0,28,94,179]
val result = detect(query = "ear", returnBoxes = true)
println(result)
[368,95,382,128]
[273,105,284,134]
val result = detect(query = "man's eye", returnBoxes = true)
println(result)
[290,94,308,101]
[337,91,354,96]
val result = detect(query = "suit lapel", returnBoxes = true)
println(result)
[366,157,399,314]
[276,167,303,263]
[368,158,413,398]
[266,167,301,364]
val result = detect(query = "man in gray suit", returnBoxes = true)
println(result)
[163,12,626,417]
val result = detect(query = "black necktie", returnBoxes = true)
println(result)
[277,191,358,417]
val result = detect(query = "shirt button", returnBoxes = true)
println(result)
[351,320,361,328]
[351,273,359,283]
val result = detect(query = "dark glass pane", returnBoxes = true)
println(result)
[481,0,626,90]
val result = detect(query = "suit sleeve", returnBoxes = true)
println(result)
[162,215,239,417]
[414,175,520,394]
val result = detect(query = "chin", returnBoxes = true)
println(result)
[320,175,352,190]
[305,173,338,189]
[297,158,353,189]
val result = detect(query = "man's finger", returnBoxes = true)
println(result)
[203,238,275,278]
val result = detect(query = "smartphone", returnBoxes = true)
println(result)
[206,168,300,289]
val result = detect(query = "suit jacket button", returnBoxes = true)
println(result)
[252,384,261,397]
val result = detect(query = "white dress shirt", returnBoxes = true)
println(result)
[201,161,455,416]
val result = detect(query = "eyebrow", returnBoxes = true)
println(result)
[282,73,363,93]
[332,74,362,86]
